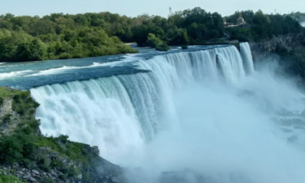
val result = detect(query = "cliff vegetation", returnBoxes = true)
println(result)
[0,87,125,183]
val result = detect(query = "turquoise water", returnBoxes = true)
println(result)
[0,45,219,89]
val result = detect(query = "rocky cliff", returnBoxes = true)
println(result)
[248,33,305,85]
[0,87,127,183]
[249,33,305,61]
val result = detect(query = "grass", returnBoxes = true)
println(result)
[0,87,29,98]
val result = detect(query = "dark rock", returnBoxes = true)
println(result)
[29,177,37,182]
[92,146,100,155]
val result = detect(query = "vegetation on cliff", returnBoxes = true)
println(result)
[288,12,305,22]
[0,87,123,183]
[274,36,305,81]
[0,174,23,183]
[225,11,305,83]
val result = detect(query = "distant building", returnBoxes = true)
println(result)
[237,16,246,25]
[225,16,249,28]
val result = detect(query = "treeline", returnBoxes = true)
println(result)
[0,13,139,62]
[288,12,305,22]
[0,8,304,61]
[0,8,224,61]
[225,10,304,41]
[131,8,224,46]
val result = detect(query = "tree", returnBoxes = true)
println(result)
[147,33,162,48]
[15,39,46,61]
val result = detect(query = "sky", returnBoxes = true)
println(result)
[0,0,304,17]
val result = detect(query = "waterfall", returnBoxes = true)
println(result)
[240,42,255,75]
[30,44,305,182]
[31,45,251,162]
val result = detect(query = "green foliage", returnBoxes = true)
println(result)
[0,97,3,106]
[0,87,41,165]
[3,114,12,123]
[0,174,23,183]
[33,135,94,166]
[12,92,39,117]
[156,42,169,51]
[0,133,35,165]
[58,173,67,180]
[0,14,138,61]
[0,8,224,54]
[147,33,163,48]
[287,12,305,23]
[167,27,189,45]
[38,158,51,172]
[41,177,54,183]
[0,8,301,57]
[225,10,255,25]
[0,87,97,181]
[0,87,29,98]
[225,10,303,42]
[58,135,69,143]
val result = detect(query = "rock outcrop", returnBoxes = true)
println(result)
[0,145,126,183]
[0,87,127,183]
[249,33,305,61]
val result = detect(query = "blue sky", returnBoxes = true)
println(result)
[1,0,304,17]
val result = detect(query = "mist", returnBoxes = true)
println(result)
[122,61,305,183]
[30,44,305,183]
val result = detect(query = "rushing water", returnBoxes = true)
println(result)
[1,43,305,183]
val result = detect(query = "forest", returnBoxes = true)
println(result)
[0,8,304,62]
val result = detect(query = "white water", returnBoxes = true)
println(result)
[31,43,305,183]
[0,70,33,79]
[240,42,255,75]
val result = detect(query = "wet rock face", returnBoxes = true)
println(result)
[249,34,305,61]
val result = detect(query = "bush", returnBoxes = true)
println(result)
[38,158,51,172]
[58,135,69,143]
[41,177,54,183]
[0,174,23,183]
[147,33,162,48]
[181,45,188,49]
[0,134,35,165]
[58,174,67,180]
[3,114,11,123]
[156,42,169,51]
